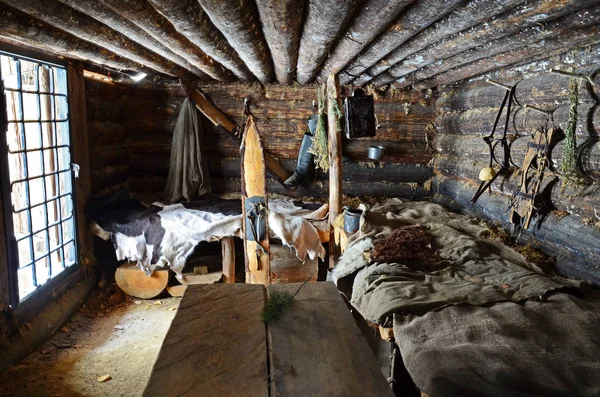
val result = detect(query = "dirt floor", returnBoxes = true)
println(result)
[0,286,180,397]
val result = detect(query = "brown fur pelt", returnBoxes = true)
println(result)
[370,225,449,272]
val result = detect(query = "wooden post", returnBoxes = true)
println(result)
[68,64,93,258]
[184,84,291,184]
[221,237,236,283]
[327,75,342,268]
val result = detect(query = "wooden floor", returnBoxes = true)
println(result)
[143,282,393,397]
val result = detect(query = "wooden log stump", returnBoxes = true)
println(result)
[115,262,169,299]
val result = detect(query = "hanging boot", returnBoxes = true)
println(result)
[284,115,317,188]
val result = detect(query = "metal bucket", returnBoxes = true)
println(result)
[344,208,363,234]
[368,145,385,160]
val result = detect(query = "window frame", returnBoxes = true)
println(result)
[0,47,80,311]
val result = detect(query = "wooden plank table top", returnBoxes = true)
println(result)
[143,284,268,397]
[267,282,394,397]
[144,282,392,397]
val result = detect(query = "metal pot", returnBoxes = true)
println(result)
[368,145,385,160]
[343,208,363,234]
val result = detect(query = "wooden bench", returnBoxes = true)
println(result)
[143,282,393,397]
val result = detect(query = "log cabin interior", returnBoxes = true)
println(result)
[0,0,599,396]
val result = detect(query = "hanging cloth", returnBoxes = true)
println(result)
[163,98,211,202]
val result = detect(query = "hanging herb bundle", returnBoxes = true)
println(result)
[560,77,584,184]
[308,84,329,172]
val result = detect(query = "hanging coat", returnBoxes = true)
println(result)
[163,98,211,202]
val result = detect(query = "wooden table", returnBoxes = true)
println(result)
[143,282,393,397]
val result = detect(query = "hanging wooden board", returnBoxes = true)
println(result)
[241,116,270,285]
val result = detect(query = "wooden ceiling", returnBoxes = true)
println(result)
[0,0,599,89]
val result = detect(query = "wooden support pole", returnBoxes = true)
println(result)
[387,0,599,84]
[296,0,363,84]
[327,75,343,268]
[1,0,200,80]
[146,0,254,82]
[196,0,274,83]
[184,84,291,184]
[359,0,522,86]
[68,64,93,257]
[405,4,600,89]
[0,7,152,75]
[221,237,236,284]
[341,0,464,84]
[56,0,209,80]
[255,0,305,84]
[98,0,232,82]
[315,0,413,82]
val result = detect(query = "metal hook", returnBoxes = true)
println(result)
[485,79,512,91]
[549,68,596,87]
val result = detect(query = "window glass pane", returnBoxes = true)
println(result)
[18,266,36,300]
[40,94,53,120]
[57,147,70,172]
[30,204,46,233]
[22,93,39,121]
[45,176,59,201]
[24,123,42,151]
[17,238,32,268]
[1,56,19,89]
[63,241,76,267]
[7,152,26,181]
[53,68,68,95]
[26,151,43,178]
[59,171,73,197]
[4,91,22,121]
[12,211,29,237]
[41,122,55,148]
[28,177,44,206]
[35,257,50,286]
[11,181,29,211]
[32,230,48,260]
[56,122,69,146]
[54,96,68,121]
[60,195,73,220]
[6,122,23,152]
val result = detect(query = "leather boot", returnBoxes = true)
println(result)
[284,115,318,188]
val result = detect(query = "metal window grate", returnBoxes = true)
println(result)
[0,51,78,305]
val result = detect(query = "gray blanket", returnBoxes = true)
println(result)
[394,290,600,397]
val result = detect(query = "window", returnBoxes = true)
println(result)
[0,51,78,306]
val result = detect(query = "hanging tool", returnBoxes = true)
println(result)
[471,82,517,203]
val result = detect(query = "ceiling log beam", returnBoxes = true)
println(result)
[147,0,254,82]
[314,0,413,83]
[340,0,464,85]
[399,6,600,89]
[98,0,232,82]
[0,0,203,80]
[0,6,155,75]
[255,0,306,85]
[365,0,526,86]
[197,0,274,84]
[296,0,364,85]
[385,0,599,85]
[56,0,209,81]
[412,24,600,90]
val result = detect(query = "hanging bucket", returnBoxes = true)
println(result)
[344,208,363,234]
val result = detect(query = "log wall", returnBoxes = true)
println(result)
[85,78,131,197]
[127,83,435,201]
[432,47,600,285]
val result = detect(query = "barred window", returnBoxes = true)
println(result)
[0,51,78,305]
